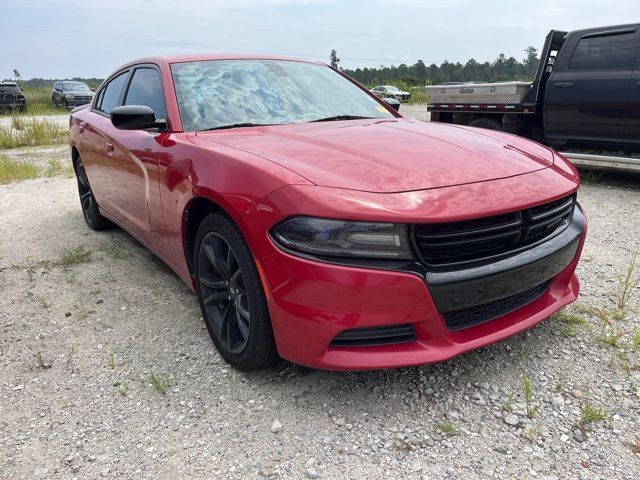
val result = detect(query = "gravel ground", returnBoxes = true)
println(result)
[400,104,431,122]
[1,143,640,479]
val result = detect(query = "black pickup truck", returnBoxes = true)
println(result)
[426,24,640,167]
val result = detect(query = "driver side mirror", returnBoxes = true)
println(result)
[383,97,400,112]
[110,105,166,130]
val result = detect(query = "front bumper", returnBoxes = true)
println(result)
[261,206,586,370]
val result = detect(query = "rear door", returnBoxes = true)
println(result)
[625,34,640,150]
[544,27,638,149]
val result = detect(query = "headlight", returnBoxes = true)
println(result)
[65,94,74,99]
[271,217,414,260]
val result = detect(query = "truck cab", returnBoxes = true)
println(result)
[544,25,640,152]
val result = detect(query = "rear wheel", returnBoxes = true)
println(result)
[195,213,277,371]
[74,156,112,230]
[468,117,503,131]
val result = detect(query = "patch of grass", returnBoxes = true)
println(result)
[501,387,517,412]
[632,330,640,352]
[0,117,67,149]
[435,420,456,436]
[44,158,74,178]
[582,402,608,424]
[555,310,590,336]
[596,327,622,348]
[522,372,538,418]
[146,371,172,395]
[107,353,124,369]
[34,352,51,370]
[523,424,542,444]
[11,115,26,130]
[617,251,639,311]
[407,87,429,105]
[60,246,92,267]
[0,154,39,183]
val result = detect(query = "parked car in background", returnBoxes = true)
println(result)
[69,54,585,372]
[0,81,26,112]
[52,81,94,108]
[427,23,640,171]
[370,85,411,102]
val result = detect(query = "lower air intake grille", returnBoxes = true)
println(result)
[330,324,416,347]
[443,280,551,331]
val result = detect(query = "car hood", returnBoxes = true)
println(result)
[195,119,554,193]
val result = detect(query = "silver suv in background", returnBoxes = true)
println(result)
[370,85,411,102]
[52,81,94,108]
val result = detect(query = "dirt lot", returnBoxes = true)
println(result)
[1,117,640,479]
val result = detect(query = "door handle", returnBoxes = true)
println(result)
[554,81,574,88]
[106,143,114,155]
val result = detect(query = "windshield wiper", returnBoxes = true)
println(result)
[309,115,374,123]
[199,122,274,131]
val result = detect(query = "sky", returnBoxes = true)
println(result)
[1,0,639,79]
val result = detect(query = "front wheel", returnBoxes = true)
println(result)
[195,213,277,371]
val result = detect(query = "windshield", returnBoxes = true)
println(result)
[385,86,400,92]
[62,82,90,91]
[171,60,393,131]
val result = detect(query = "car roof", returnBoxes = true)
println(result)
[115,53,327,70]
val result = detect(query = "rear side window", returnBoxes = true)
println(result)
[569,32,637,69]
[97,71,128,114]
[124,68,166,119]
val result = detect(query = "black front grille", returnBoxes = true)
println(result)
[330,324,416,347]
[443,280,551,331]
[414,194,576,267]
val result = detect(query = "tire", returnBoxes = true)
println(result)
[194,213,277,371]
[74,156,112,230]
[468,117,503,131]
[62,99,68,109]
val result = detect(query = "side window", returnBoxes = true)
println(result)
[97,71,128,114]
[124,68,166,119]
[570,32,636,69]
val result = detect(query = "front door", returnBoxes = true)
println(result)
[544,28,638,150]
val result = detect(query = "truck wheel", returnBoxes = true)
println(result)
[468,118,503,131]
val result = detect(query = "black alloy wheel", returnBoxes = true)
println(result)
[195,213,277,370]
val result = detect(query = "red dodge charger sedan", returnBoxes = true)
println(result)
[69,54,586,371]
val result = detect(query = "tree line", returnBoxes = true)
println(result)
[340,47,540,86]
[4,74,104,90]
